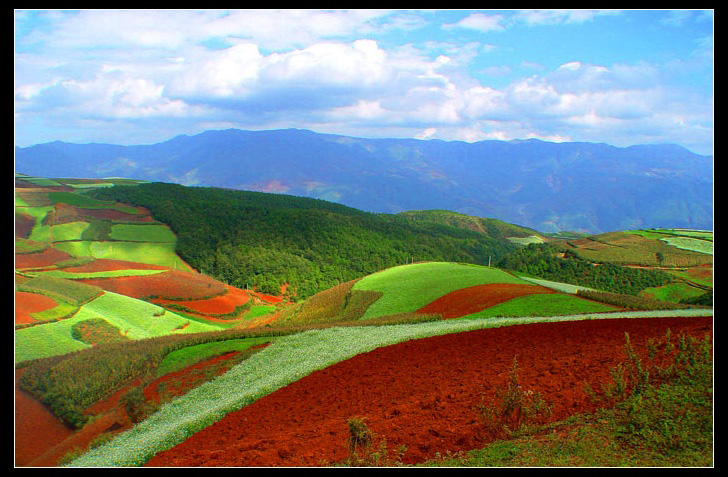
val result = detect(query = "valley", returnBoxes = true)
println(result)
[14,173,713,467]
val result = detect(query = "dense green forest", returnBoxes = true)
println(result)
[497,243,675,296]
[90,182,518,299]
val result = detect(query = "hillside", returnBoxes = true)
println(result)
[86,181,522,299]
[14,128,714,233]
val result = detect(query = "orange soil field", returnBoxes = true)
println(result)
[15,292,60,325]
[416,283,558,319]
[146,316,712,467]
[15,213,35,239]
[153,285,251,315]
[77,270,228,301]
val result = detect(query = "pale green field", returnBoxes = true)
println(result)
[109,224,177,243]
[353,262,529,319]
[53,241,189,269]
[22,206,54,243]
[658,236,713,255]
[506,235,545,245]
[50,221,91,242]
[15,291,222,363]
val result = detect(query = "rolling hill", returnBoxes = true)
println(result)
[14,128,713,233]
[14,173,713,468]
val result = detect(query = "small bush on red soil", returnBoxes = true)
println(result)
[475,356,552,440]
[342,417,407,467]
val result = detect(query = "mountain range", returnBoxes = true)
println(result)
[14,128,713,233]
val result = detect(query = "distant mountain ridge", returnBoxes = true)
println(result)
[15,128,713,233]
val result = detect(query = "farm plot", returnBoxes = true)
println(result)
[14,291,222,363]
[65,309,712,467]
[352,262,528,320]
[76,269,228,301]
[53,241,190,269]
[153,285,251,315]
[108,224,177,243]
[15,291,60,325]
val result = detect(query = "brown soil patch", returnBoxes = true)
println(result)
[15,212,35,239]
[15,370,75,466]
[77,270,228,300]
[146,316,712,467]
[15,291,59,325]
[52,203,154,223]
[154,285,251,315]
[61,259,169,273]
[416,283,558,319]
[15,247,74,270]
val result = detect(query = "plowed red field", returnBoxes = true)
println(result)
[15,247,74,270]
[15,291,59,324]
[77,270,228,300]
[153,285,251,314]
[416,283,557,318]
[146,316,712,467]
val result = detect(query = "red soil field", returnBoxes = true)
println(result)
[77,270,228,301]
[154,285,251,315]
[15,370,74,466]
[15,247,74,270]
[147,316,712,467]
[61,259,169,273]
[416,283,558,319]
[15,291,59,325]
[51,203,155,223]
[15,213,35,239]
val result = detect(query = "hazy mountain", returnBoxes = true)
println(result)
[14,128,713,233]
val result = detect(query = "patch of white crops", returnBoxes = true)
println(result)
[67,308,711,467]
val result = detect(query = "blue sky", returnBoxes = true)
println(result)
[14,9,713,155]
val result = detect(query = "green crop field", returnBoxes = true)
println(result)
[156,337,273,377]
[109,224,177,243]
[15,291,223,363]
[353,262,528,319]
[459,293,620,319]
[53,241,189,269]
[50,221,91,242]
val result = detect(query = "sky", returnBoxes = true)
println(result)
[14,9,714,155]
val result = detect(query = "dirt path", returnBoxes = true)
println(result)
[146,316,712,467]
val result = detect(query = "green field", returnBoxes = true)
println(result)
[459,293,620,319]
[109,224,177,243]
[15,291,223,363]
[352,262,529,319]
[50,221,91,242]
[53,241,189,269]
[156,337,272,377]
[29,268,167,280]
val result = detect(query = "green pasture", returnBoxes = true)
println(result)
[109,224,177,243]
[47,191,140,214]
[639,282,708,303]
[156,337,273,377]
[22,206,54,243]
[15,238,48,254]
[507,235,545,245]
[17,275,103,306]
[658,236,713,255]
[15,291,223,363]
[50,221,91,242]
[459,293,620,319]
[353,262,528,319]
[53,241,188,269]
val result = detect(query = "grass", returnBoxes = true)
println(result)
[50,221,91,242]
[53,241,189,269]
[459,293,620,319]
[109,224,177,243]
[353,262,529,319]
[14,291,223,363]
[639,282,709,303]
[155,337,272,377]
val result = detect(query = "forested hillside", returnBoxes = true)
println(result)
[90,182,519,299]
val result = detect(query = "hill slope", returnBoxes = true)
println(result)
[15,128,714,233]
[87,181,522,299]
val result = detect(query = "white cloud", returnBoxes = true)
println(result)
[443,13,505,32]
